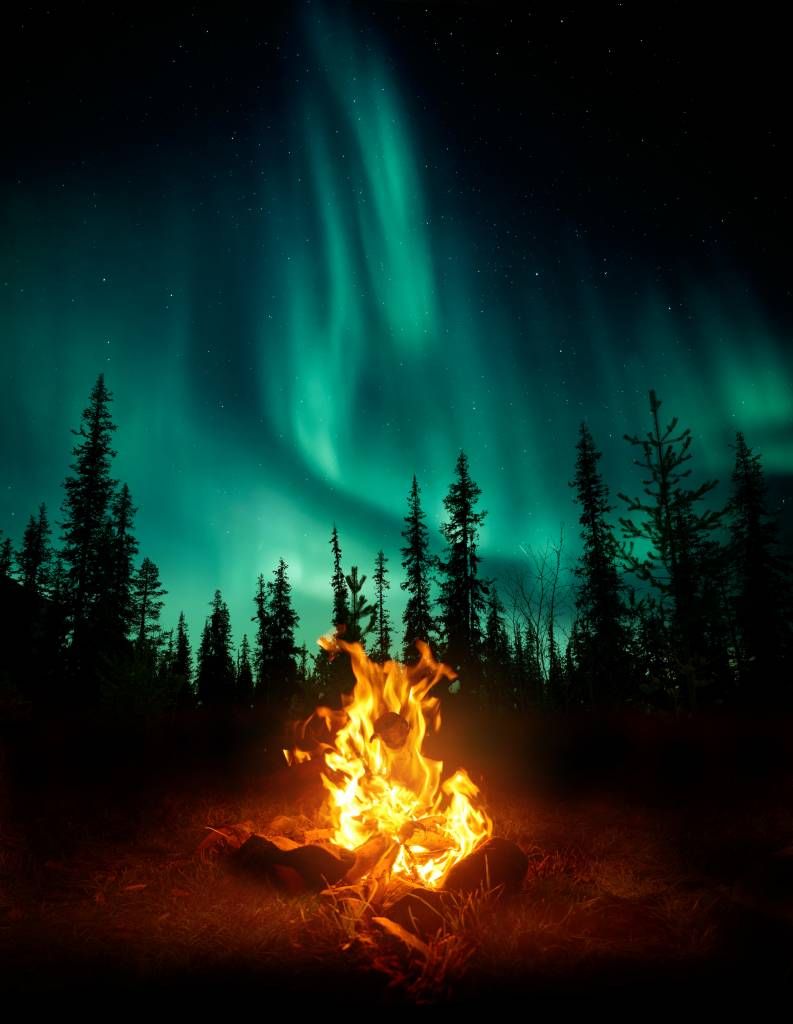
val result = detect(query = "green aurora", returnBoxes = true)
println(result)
[2,8,791,653]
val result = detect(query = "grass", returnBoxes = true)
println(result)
[2,710,793,1003]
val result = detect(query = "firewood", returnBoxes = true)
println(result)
[343,834,398,883]
[442,837,529,894]
[372,711,410,749]
[236,834,354,890]
[266,814,315,841]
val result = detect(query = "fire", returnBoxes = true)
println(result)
[285,636,492,888]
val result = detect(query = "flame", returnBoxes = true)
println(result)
[286,636,492,888]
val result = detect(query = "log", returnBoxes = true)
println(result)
[236,834,354,891]
[372,711,410,749]
[343,834,399,883]
[442,837,529,894]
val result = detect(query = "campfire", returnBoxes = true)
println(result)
[205,636,527,912]
[285,636,493,888]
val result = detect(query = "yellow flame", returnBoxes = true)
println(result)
[287,636,492,888]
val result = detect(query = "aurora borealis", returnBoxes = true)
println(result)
[2,3,791,652]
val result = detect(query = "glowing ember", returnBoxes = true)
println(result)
[284,636,492,888]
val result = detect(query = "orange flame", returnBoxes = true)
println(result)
[286,636,492,888]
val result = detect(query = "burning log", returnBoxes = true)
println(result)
[343,834,399,884]
[372,710,410,749]
[442,837,529,894]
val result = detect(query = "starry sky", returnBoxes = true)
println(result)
[2,3,791,652]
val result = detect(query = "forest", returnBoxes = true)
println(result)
[2,371,790,721]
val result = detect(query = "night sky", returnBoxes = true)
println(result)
[2,3,791,652]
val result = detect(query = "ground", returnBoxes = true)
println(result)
[1,707,792,1004]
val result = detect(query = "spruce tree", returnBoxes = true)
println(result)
[196,590,236,706]
[252,572,272,700]
[619,390,725,709]
[60,374,118,635]
[108,484,138,639]
[570,422,630,706]
[727,432,793,702]
[329,525,349,632]
[266,558,299,705]
[0,536,13,577]
[482,585,511,706]
[437,451,489,677]
[131,557,167,652]
[237,634,254,706]
[400,475,436,660]
[371,550,392,662]
[173,610,195,708]
[18,503,52,594]
[345,566,376,645]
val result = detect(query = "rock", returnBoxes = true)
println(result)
[443,837,529,894]
[387,887,452,936]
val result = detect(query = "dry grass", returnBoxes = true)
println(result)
[2,772,792,1004]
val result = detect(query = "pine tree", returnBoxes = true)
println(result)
[371,550,392,662]
[252,573,272,700]
[266,558,300,705]
[482,585,511,706]
[726,432,793,702]
[60,374,118,635]
[329,525,349,632]
[619,390,725,709]
[0,536,13,578]
[237,634,254,706]
[196,620,212,705]
[196,590,236,707]
[173,610,194,708]
[107,483,138,639]
[131,557,167,652]
[437,451,489,677]
[400,475,436,660]
[345,566,376,645]
[570,422,630,706]
[18,503,52,594]
[546,619,565,708]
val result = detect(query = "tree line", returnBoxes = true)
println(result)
[1,376,790,716]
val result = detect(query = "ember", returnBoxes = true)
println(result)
[285,636,493,889]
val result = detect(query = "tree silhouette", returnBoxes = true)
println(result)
[252,572,271,698]
[619,390,726,709]
[18,503,52,594]
[60,374,118,640]
[371,549,392,662]
[236,633,254,706]
[726,431,793,703]
[0,536,12,577]
[400,475,436,660]
[345,566,376,645]
[329,525,349,632]
[107,483,138,641]
[437,451,489,678]
[196,590,236,707]
[131,557,167,653]
[173,610,195,709]
[266,558,300,705]
[570,422,630,706]
[482,585,510,706]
